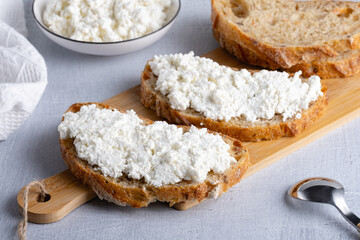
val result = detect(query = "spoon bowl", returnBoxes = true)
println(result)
[289,177,344,205]
[289,177,360,232]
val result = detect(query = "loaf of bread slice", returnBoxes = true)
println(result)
[59,103,250,209]
[140,63,328,142]
[211,0,360,78]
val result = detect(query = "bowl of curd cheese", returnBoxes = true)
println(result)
[32,0,180,55]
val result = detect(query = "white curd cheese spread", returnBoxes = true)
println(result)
[149,52,323,122]
[43,0,173,42]
[58,104,236,187]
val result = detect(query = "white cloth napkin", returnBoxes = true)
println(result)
[0,2,47,141]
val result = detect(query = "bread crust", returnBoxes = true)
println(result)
[59,103,250,208]
[213,28,360,78]
[211,0,360,77]
[140,64,328,142]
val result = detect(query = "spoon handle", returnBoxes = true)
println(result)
[333,198,360,232]
[341,211,360,231]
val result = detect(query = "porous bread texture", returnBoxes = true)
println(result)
[231,0,360,49]
[212,0,360,78]
[59,103,250,208]
[140,63,328,142]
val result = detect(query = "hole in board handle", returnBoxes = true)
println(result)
[37,193,51,203]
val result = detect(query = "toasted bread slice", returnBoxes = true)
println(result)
[211,0,360,78]
[214,29,360,78]
[59,103,250,209]
[140,63,328,142]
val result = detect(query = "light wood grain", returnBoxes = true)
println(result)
[17,170,96,224]
[17,47,360,223]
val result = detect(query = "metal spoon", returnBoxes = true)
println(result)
[289,177,360,232]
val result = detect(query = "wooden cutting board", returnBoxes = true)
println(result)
[17,48,360,224]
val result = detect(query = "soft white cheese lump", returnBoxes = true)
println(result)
[43,0,173,42]
[58,104,235,187]
[149,51,323,122]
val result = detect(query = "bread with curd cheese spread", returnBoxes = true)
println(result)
[59,102,250,209]
[211,0,360,78]
[140,61,328,142]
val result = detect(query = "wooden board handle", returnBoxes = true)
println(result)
[17,170,97,224]
[16,169,203,224]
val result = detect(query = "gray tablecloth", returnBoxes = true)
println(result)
[1,0,360,239]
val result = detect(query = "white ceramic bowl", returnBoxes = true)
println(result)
[32,0,181,56]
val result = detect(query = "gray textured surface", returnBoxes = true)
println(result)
[1,0,360,239]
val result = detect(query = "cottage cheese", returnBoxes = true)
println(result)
[149,52,323,122]
[58,104,235,187]
[43,0,173,42]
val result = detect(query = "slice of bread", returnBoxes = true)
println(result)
[140,63,328,142]
[212,0,360,78]
[59,103,250,209]
[215,29,360,78]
